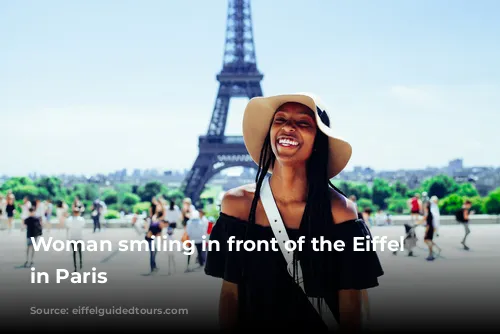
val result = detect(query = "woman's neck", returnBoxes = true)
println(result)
[269,163,308,203]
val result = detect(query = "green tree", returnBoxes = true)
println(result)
[35,177,63,199]
[1,177,34,192]
[391,181,409,198]
[133,201,151,214]
[484,188,500,214]
[422,175,459,199]
[102,189,118,205]
[137,181,166,202]
[334,181,371,199]
[469,196,486,214]
[457,183,479,197]
[385,197,408,214]
[371,178,392,210]
[439,194,463,215]
[357,198,376,212]
[12,185,43,201]
[122,192,140,206]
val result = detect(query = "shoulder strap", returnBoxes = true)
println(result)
[260,175,331,327]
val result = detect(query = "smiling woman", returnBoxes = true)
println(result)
[205,92,384,332]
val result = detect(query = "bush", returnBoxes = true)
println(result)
[357,198,377,212]
[484,188,500,214]
[104,209,120,220]
[439,194,463,215]
[385,197,408,214]
[122,192,140,206]
[133,202,151,215]
[102,190,118,205]
[469,196,486,214]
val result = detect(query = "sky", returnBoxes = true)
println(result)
[1,0,499,176]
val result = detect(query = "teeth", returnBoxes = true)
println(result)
[278,138,298,146]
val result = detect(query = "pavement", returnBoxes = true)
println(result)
[0,224,499,332]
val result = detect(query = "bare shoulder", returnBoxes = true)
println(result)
[220,183,256,222]
[328,187,359,224]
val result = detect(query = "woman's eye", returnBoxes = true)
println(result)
[298,121,310,127]
[274,117,286,123]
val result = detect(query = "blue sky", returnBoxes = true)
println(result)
[1,0,499,176]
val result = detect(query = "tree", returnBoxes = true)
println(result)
[484,188,500,214]
[333,181,371,199]
[391,181,409,198]
[385,197,408,214]
[457,183,479,197]
[469,196,485,214]
[35,177,63,199]
[357,198,376,212]
[102,189,118,205]
[122,192,140,206]
[371,178,392,210]
[137,181,166,202]
[439,194,463,215]
[422,175,459,199]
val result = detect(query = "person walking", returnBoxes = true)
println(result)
[66,203,86,272]
[456,200,473,250]
[23,207,43,268]
[429,196,440,237]
[420,201,441,261]
[185,209,209,272]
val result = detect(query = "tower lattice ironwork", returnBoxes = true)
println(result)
[182,0,263,205]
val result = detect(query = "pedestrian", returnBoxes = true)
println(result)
[430,196,440,237]
[23,207,43,268]
[185,209,208,272]
[91,198,102,233]
[66,203,86,272]
[456,200,473,250]
[204,93,384,332]
[420,201,441,261]
[145,209,166,275]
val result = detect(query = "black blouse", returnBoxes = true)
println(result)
[204,212,384,332]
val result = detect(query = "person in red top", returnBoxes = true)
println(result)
[408,193,421,223]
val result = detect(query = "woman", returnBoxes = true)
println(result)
[145,209,166,274]
[180,197,195,228]
[420,201,441,261]
[430,196,440,237]
[56,200,69,229]
[5,193,16,232]
[204,93,384,332]
[149,196,158,219]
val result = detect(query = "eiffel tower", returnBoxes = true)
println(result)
[182,0,264,206]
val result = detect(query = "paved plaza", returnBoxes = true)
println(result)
[0,223,499,332]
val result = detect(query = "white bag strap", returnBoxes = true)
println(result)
[260,175,331,326]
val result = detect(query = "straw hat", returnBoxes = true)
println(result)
[242,92,352,179]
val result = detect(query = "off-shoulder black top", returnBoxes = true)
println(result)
[204,212,384,332]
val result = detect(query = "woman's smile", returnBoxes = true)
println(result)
[277,136,300,148]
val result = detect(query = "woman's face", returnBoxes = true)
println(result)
[270,102,317,166]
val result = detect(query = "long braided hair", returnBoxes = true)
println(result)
[246,105,347,315]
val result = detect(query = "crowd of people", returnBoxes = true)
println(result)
[0,191,107,270]
[132,196,215,275]
[347,191,474,261]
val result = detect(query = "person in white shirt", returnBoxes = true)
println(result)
[65,204,86,272]
[165,200,181,233]
[20,197,32,224]
[430,196,440,237]
[185,208,208,272]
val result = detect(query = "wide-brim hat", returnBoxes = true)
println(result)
[242,92,352,179]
